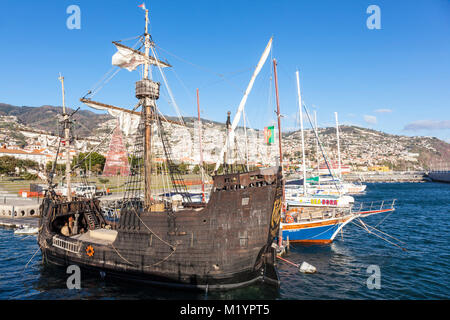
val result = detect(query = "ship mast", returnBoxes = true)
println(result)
[196,88,205,202]
[273,59,285,208]
[143,9,151,80]
[58,74,72,201]
[136,7,160,209]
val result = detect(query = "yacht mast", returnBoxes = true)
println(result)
[58,74,72,201]
[335,112,342,178]
[314,110,320,185]
[295,71,307,195]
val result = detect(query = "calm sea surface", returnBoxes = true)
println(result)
[0,182,448,300]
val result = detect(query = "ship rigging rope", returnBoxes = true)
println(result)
[48,130,62,186]
[155,44,254,93]
[129,206,176,250]
[24,247,40,270]
[154,109,174,200]
[71,101,141,172]
[374,209,394,228]
[302,103,342,194]
[150,46,185,125]
[111,242,177,268]
[350,219,407,251]
[118,108,178,253]
[155,44,231,79]
[71,123,117,171]
[86,38,143,98]
[169,67,196,106]
[355,217,405,244]
[278,66,342,186]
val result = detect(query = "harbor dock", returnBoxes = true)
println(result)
[0,192,41,219]
[0,216,39,228]
[287,171,430,183]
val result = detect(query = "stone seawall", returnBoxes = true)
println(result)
[344,172,428,183]
[287,171,429,183]
[0,195,41,218]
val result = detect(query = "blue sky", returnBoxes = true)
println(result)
[0,0,449,142]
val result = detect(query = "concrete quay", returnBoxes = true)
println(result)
[287,171,429,183]
[0,216,39,228]
[344,171,429,183]
[0,194,41,218]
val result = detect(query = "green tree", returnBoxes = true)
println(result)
[72,152,106,174]
[46,161,66,174]
[0,156,17,175]
[176,162,189,174]
[192,164,200,175]
[18,159,39,170]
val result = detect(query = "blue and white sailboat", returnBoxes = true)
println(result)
[280,71,393,244]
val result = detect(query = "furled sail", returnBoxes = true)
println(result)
[80,98,185,136]
[214,37,273,171]
[80,99,140,136]
[112,42,171,71]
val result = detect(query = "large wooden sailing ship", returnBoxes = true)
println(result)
[38,8,283,290]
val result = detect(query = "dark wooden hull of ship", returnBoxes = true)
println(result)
[38,168,283,291]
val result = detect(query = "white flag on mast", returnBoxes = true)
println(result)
[112,43,171,72]
[112,44,147,72]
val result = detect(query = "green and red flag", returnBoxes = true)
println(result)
[264,126,274,145]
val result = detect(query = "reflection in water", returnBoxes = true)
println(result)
[30,262,280,300]
[1,183,449,299]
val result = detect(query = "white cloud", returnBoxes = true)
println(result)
[404,120,450,131]
[363,115,377,125]
[374,108,392,113]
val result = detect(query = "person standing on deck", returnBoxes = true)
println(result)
[61,222,70,237]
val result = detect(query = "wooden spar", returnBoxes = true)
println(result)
[58,74,72,201]
[272,59,285,208]
[197,89,205,202]
[80,98,140,116]
[112,42,172,68]
[79,98,184,126]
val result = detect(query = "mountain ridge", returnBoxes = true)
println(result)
[1,103,449,170]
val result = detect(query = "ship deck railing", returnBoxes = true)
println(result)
[52,235,82,254]
[351,199,396,215]
[285,206,351,223]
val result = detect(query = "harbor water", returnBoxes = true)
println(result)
[0,182,448,299]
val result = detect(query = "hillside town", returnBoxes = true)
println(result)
[1,109,449,178]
